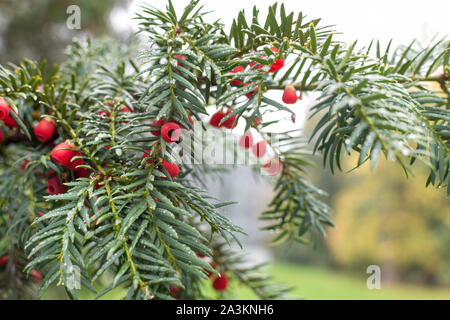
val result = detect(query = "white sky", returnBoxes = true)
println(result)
[116,0,449,46]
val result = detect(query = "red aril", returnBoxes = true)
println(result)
[34,118,56,143]
[239,131,253,149]
[282,85,298,104]
[252,141,267,158]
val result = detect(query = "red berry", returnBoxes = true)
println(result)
[222,110,237,129]
[0,97,10,119]
[263,158,282,175]
[98,110,110,120]
[161,159,179,178]
[119,106,132,113]
[0,97,18,128]
[169,285,180,298]
[37,211,45,216]
[94,181,103,190]
[239,131,253,149]
[270,46,279,53]
[34,118,56,143]
[252,141,267,158]
[0,255,8,266]
[244,83,259,99]
[212,273,229,291]
[249,61,264,70]
[51,142,80,168]
[75,167,91,178]
[161,122,182,143]
[0,128,3,143]
[230,66,244,85]
[118,106,133,124]
[196,252,205,258]
[46,176,66,195]
[30,270,42,283]
[19,160,30,172]
[269,59,285,73]
[230,66,244,73]
[66,151,84,170]
[150,119,165,136]
[209,111,226,128]
[252,117,262,126]
[282,85,298,104]
[173,55,186,66]
[3,116,18,128]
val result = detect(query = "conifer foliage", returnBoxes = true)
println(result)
[0,1,448,299]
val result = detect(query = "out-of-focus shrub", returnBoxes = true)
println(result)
[0,0,130,63]
[328,157,450,285]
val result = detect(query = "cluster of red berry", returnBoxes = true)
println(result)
[209,111,283,175]
[0,97,76,194]
[238,131,267,158]
[229,46,285,99]
[4,43,293,198]
[97,104,133,120]
[240,130,282,174]
[231,46,284,81]
[0,95,85,194]
[209,110,282,174]
[33,102,190,196]
[144,115,195,179]
[209,106,266,156]
[206,45,299,176]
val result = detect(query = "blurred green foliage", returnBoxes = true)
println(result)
[0,0,130,63]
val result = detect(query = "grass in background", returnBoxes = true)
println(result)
[206,262,450,300]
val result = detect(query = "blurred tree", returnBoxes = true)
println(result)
[0,0,130,64]
[328,157,450,285]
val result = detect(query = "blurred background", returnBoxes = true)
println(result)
[1,0,448,299]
